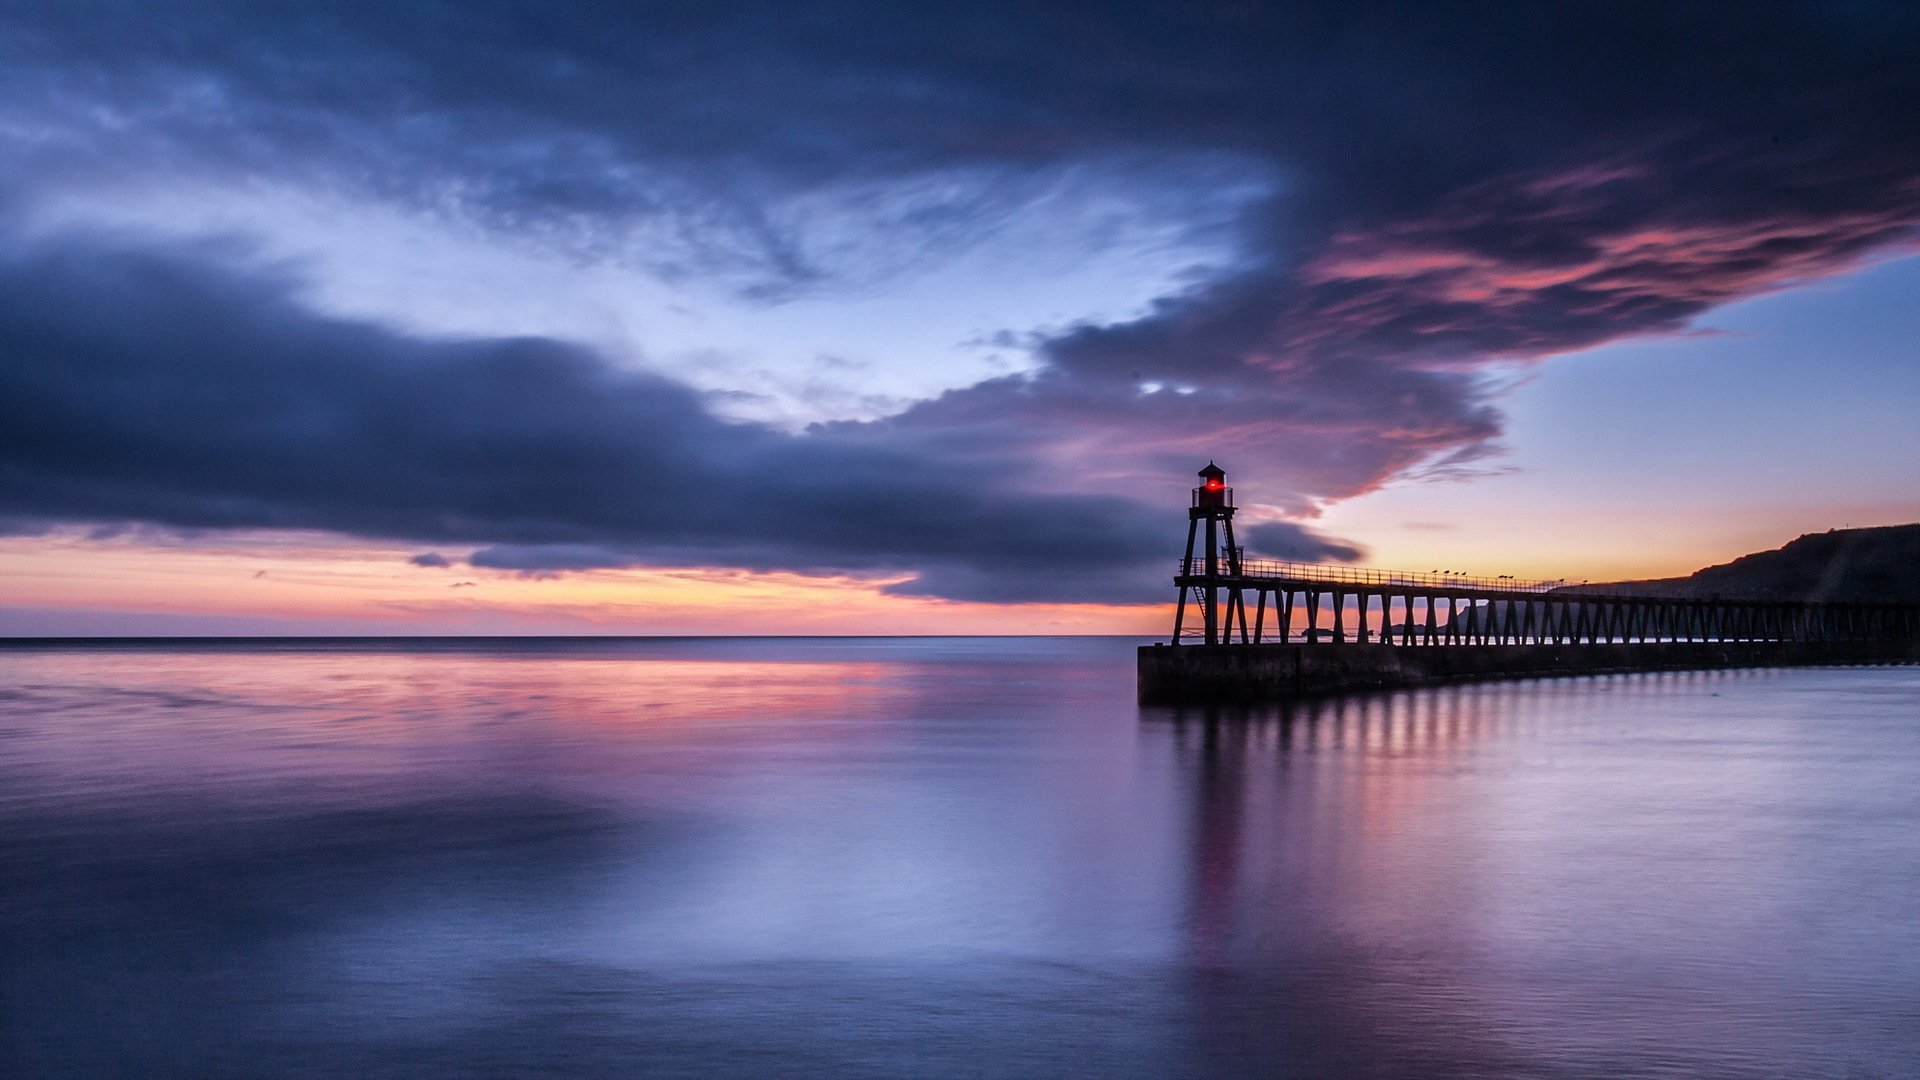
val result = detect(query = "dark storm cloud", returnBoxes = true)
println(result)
[0,232,1354,601]
[5,2,1912,300]
[0,2,1916,589]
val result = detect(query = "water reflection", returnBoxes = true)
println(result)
[1146,666,1920,1077]
[3,642,1918,1078]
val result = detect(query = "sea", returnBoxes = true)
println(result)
[3,637,1918,1079]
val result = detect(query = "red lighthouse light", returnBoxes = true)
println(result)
[1194,462,1230,509]
[1198,461,1226,488]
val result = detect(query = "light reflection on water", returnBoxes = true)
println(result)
[3,638,1918,1078]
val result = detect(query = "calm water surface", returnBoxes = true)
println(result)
[3,637,1918,1078]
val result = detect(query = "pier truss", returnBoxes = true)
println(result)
[1172,556,1920,648]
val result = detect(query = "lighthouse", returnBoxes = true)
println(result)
[1173,462,1249,645]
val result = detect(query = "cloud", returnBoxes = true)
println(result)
[0,3,1915,598]
[1284,148,1920,369]
[5,4,1913,308]
[409,552,453,568]
[0,230,1356,603]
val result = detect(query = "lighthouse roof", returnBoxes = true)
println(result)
[1197,462,1225,479]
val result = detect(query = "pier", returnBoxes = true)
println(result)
[1140,465,1920,702]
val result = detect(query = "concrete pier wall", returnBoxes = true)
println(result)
[1137,640,1920,703]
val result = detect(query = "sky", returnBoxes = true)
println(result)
[0,0,1916,635]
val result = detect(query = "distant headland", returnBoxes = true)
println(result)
[1566,524,1920,604]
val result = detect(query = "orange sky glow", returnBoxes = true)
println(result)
[0,532,1170,635]
[9,480,1912,637]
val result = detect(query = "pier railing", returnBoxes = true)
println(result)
[1169,557,1920,647]
[1178,558,1578,595]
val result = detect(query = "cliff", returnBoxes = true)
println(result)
[1568,524,1920,603]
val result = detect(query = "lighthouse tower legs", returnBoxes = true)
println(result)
[1173,462,1248,645]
